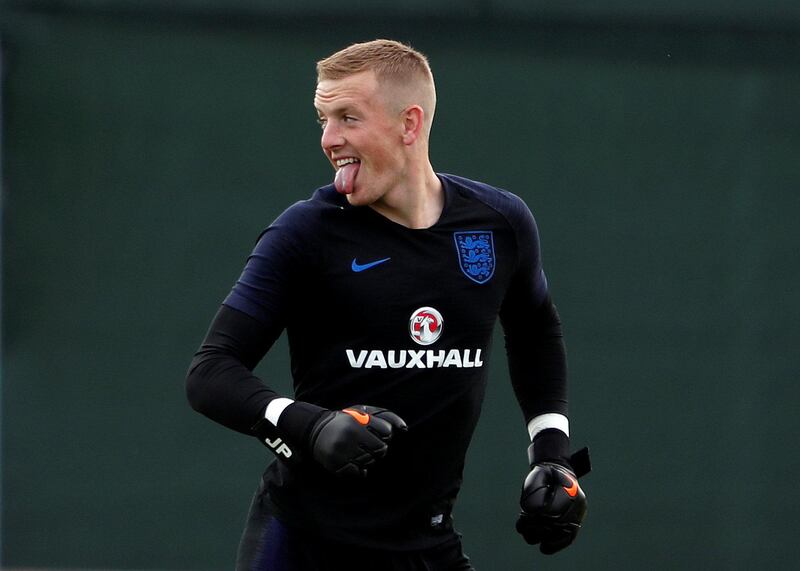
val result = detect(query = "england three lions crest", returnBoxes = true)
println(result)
[454,231,496,284]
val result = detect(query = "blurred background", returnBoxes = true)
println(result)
[1,1,798,569]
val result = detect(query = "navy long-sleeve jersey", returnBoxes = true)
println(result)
[187,173,568,550]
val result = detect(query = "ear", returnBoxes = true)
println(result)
[400,105,425,145]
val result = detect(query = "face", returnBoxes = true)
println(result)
[314,71,407,207]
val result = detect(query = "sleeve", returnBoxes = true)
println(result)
[185,304,283,435]
[498,196,568,425]
[185,203,316,436]
[223,202,315,326]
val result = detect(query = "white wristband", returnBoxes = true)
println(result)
[264,398,295,426]
[527,413,569,441]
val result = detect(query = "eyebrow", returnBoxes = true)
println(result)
[314,102,358,117]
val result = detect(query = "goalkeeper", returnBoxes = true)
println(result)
[186,38,589,570]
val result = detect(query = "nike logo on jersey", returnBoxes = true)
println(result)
[351,257,391,272]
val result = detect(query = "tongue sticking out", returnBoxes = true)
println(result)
[334,162,360,195]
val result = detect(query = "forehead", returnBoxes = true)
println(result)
[314,70,381,112]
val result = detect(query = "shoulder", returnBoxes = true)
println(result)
[273,185,343,225]
[259,184,343,238]
[439,173,536,230]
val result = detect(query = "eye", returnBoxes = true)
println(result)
[317,117,328,129]
[343,115,357,123]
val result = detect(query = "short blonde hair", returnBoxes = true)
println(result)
[317,39,436,131]
[317,39,434,86]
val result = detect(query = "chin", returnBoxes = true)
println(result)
[345,190,373,207]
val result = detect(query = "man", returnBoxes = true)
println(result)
[186,39,589,570]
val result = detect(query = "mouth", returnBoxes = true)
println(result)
[335,157,361,169]
[333,157,361,195]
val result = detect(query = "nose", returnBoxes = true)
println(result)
[320,121,344,153]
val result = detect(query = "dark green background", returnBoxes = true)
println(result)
[2,1,798,569]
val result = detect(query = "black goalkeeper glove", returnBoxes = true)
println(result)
[251,401,407,477]
[516,429,591,555]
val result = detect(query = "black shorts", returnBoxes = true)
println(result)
[235,486,475,571]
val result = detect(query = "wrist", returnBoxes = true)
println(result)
[250,399,327,462]
[276,401,327,451]
[264,397,294,425]
[528,428,571,468]
[527,412,569,441]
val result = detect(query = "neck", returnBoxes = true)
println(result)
[369,162,443,229]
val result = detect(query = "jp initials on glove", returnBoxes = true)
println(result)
[251,402,407,477]
[516,429,591,555]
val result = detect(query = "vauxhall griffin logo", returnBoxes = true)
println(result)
[410,307,443,346]
[345,305,483,369]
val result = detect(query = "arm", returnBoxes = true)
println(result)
[498,196,569,457]
[185,208,305,435]
[185,204,406,476]
[502,293,573,465]
[498,197,589,554]
[185,303,283,435]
